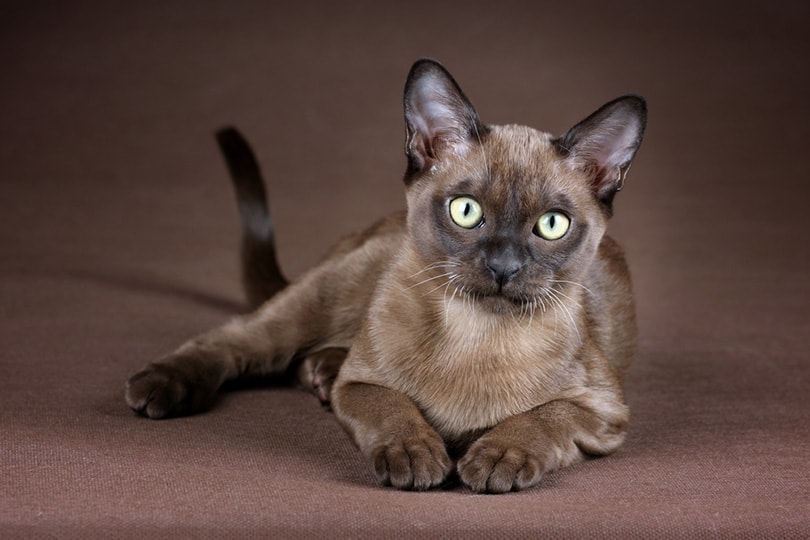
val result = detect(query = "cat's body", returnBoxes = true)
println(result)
[126,59,646,493]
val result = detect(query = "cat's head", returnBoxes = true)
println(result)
[402,59,646,313]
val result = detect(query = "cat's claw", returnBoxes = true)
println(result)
[312,375,328,404]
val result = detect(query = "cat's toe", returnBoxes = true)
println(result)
[458,441,543,493]
[125,362,215,419]
[296,348,347,405]
[126,366,178,418]
[371,431,452,491]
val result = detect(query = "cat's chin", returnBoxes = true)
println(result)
[476,294,524,315]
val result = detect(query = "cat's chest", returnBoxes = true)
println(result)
[376,298,582,437]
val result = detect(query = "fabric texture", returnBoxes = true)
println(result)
[1,1,808,538]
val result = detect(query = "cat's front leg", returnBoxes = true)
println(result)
[125,278,330,419]
[125,248,376,418]
[457,392,629,493]
[331,381,453,490]
[126,347,226,419]
[125,315,287,419]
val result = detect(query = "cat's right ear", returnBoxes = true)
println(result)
[403,59,487,180]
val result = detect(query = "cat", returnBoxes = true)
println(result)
[125,59,647,493]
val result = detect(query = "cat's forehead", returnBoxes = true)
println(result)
[454,124,566,181]
[485,124,557,165]
[423,123,592,216]
[458,124,583,200]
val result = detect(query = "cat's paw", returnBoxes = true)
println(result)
[295,348,347,406]
[125,361,217,419]
[457,436,544,493]
[371,429,453,491]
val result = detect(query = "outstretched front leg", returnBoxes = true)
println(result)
[125,252,376,418]
[125,214,405,419]
[126,300,315,418]
[331,381,453,490]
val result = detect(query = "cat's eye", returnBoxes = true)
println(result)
[449,196,484,229]
[534,211,570,240]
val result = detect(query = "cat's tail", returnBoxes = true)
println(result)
[216,127,288,309]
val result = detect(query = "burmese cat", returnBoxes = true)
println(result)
[126,59,647,493]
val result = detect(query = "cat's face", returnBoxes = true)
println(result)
[406,125,606,313]
[402,60,646,313]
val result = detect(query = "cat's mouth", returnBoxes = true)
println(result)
[475,290,528,314]
[442,272,543,314]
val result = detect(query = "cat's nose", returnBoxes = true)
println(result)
[485,258,522,287]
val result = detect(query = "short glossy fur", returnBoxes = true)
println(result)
[126,59,646,493]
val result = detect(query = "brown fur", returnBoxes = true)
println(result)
[125,59,646,493]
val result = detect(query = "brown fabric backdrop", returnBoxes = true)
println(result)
[1,1,808,538]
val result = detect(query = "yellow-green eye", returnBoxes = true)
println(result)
[449,196,484,229]
[535,211,570,240]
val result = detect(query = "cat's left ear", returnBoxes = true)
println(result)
[554,95,647,208]
[403,59,487,180]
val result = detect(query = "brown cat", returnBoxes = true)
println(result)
[126,59,647,493]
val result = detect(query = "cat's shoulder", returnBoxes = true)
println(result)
[322,211,407,260]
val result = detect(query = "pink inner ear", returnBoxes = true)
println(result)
[409,130,435,170]
[411,100,472,158]
[582,115,641,170]
[411,75,461,135]
[568,111,643,196]
[409,128,470,172]
[405,68,479,171]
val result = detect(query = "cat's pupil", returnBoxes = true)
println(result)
[548,215,556,229]
[463,202,472,217]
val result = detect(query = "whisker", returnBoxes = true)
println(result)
[457,288,476,321]
[549,287,580,306]
[540,287,560,335]
[462,288,467,313]
[521,295,533,326]
[545,288,582,343]
[406,271,457,290]
[427,273,462,299]
[421,273,462,296]
[539,296,548,328]
[444,284,460,328]
[408,260,461,280]
[549,279,594,296]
